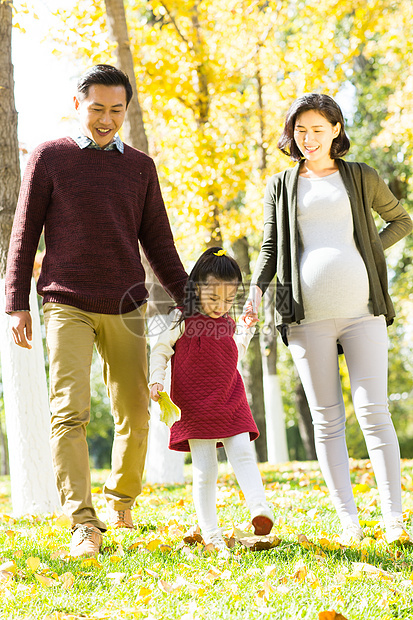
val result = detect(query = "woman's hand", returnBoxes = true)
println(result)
[241,285,263,327]
[150,383,164,402]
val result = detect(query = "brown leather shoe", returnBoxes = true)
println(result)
[70,523,102,558]
[107,507,135,529]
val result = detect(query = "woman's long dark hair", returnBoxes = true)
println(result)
[172,247,243,325]
[278,93,350,162]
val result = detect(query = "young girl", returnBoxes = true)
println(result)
[149,247,274,555]
[243,93,412,545]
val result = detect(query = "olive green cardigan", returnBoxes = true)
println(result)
[252,159,412,330]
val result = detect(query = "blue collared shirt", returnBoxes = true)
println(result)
[72,133,124,154]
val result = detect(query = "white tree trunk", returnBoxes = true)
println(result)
[264,374,289,464]
[145,315,185,485]
[0,278,60,515]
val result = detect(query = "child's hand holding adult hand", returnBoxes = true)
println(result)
[150,383,164,401]
[241,285,263,327]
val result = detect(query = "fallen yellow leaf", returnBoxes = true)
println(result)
[59,572,75,590]
[106,572,126,584]
[35,573,59,587]
[256,579,275,602]
[0,570,13,583]
[205,566,223,581]
[137,586,152,603]
[183,525,203,545]
[0,561,17,575]
[319,611,348,620]
[2,515,16,524]
[146,539,162,551]
[351,562,393,580]
[293,560,308,582]
[353,483,370,494]
[145,567,160,579]
[26,557,41,571]
[80,557,102,569]
[238,534,281,551]
[264,564,278,578]
[297,533,317,550]
[128,539,146,550]
[55,514,72,529]
[158,578,184,594]
[160,544,172,553]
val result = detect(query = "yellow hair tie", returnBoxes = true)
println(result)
[213,249,226,256]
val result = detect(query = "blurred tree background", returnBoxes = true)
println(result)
[2,0,412,471]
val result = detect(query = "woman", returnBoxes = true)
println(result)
[242,93,412,544]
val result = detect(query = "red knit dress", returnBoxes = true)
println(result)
[169,312,259,452]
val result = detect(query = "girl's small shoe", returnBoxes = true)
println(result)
[205,530,231,558]
[251,504,274,536]
[339,522,364,546]
[385,516,412,544]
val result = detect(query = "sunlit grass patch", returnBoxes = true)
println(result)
[1,460,413,619]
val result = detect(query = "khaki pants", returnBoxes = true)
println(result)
[44,302,149,531]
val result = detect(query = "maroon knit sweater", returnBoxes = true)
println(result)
[169,313,259,452]
[5,137,187,314]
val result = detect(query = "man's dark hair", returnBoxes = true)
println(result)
[77,64,133,108]
[278,93,350,161]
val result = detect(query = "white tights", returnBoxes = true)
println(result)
[188,432,267,538]
[288,315,402,526]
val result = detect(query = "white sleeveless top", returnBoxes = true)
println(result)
[297,170,370,324]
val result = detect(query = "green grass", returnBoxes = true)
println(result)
[1,461,413,619]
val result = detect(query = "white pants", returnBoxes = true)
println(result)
[288,315,402,526]
[188,433,267,538]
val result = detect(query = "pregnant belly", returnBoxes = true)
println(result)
[300,247,370,315]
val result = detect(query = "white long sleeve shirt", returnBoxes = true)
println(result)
[297,171,370,323]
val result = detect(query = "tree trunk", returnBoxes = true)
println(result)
[104,0,184,483]
[232,237,267,462]
[104,0,149,154]
[0,410,9,475]
[104,0,172,320]
[0,1,59,513]
[0,0,20,275]
[295,379,317,460]
[0,280,60,514]
[252,57,288,462]
[261,284,288,463]
[0,0,16,478]
[145,337,185,485]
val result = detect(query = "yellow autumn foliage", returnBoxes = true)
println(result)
[47,0,410,263]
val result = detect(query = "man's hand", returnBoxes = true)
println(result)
[241,285,263,327]
[10,311,33,349]
[150,383,164,402]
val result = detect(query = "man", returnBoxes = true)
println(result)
[5,64,187,557]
